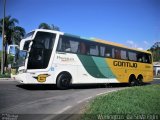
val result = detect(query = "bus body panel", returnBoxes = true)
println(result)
[106,58,153,83]
[53,53,119,84]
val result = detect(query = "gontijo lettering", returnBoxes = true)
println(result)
[113,61,137,68]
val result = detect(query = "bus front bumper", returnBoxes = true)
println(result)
[11,73,28,84]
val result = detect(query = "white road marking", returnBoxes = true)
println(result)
[0,79,14,81]
[96,89,118,96]
[56,105,72,114]
[77,89,123,104]
[77,96,93,103]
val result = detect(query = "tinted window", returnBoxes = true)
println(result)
[112,48,121,59]
[57,36,79,53]
[27,32,56,69]
[79,42,88,54]
[57,35,152,64]
[128,51,137,61]
[89,44,99,56]
[57,36,100,56]
[105,46,112,57]
[23,41,31,51]
[100,46,105,57]
[121,50,127,60]
[137,53,152,63]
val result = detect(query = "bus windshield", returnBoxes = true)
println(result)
[12,49,27,68]
[27,31,56,69]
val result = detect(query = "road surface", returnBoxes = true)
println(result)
[0,79,159,120]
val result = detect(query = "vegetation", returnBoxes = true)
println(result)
[38,22,60,31]
[0,72,10,78]
[0,51,13,78]
[0,16,26,45]
[0,16,26,73]
[148,42,160,62]
[82,85,160,120]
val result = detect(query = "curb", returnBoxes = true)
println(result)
[0,78,12,81]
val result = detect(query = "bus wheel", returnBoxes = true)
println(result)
[137,75,143,86]
[56,72,71,90]
[129,75,138,86]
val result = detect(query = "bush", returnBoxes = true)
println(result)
[0,72,11,78]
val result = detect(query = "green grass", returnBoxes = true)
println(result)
[82,85,160,120]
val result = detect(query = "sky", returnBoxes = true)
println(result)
[0,0,160,50]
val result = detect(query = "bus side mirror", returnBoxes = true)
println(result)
[7,45,19,56]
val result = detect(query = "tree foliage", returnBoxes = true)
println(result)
[149,42,160,62]
[0,16,26,45]
[38,23,60,31]
[0,16,26,69]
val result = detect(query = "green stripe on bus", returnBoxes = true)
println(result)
[77,55,106,78]
[92,57,116,78]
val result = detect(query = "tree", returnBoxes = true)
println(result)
[0,16,26,70]
[38,23,60,31]
[13,26,26,45]
[149,42,160,62]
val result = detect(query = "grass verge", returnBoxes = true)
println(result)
[82,85,160,120]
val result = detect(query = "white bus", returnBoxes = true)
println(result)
[10,29,153,89]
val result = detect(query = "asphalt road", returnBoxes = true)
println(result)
[0,79,159,120]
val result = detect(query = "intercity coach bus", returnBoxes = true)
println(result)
[9,29,153,89]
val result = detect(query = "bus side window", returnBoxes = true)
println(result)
[148,54,152,64]
[70,40,79,53]
[64,40,71,52]
[143,54,150,63]
[112,48,115,58]
[137,53,143,62]
[137,53,149,63]
[80,42,87,54]
[121,50,127,60]
[138,58,142,62]
[113,48,121,59]
[100,46,105,57]
[57,37,64,52]
[142,55,147,63]
[89,44,99,56]
[128,51,137,61]
[105,46,112,57]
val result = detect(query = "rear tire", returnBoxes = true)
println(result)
[56,73,71,90]
[137,75,143,86]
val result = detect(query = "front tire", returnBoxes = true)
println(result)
[56,73,71,90]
